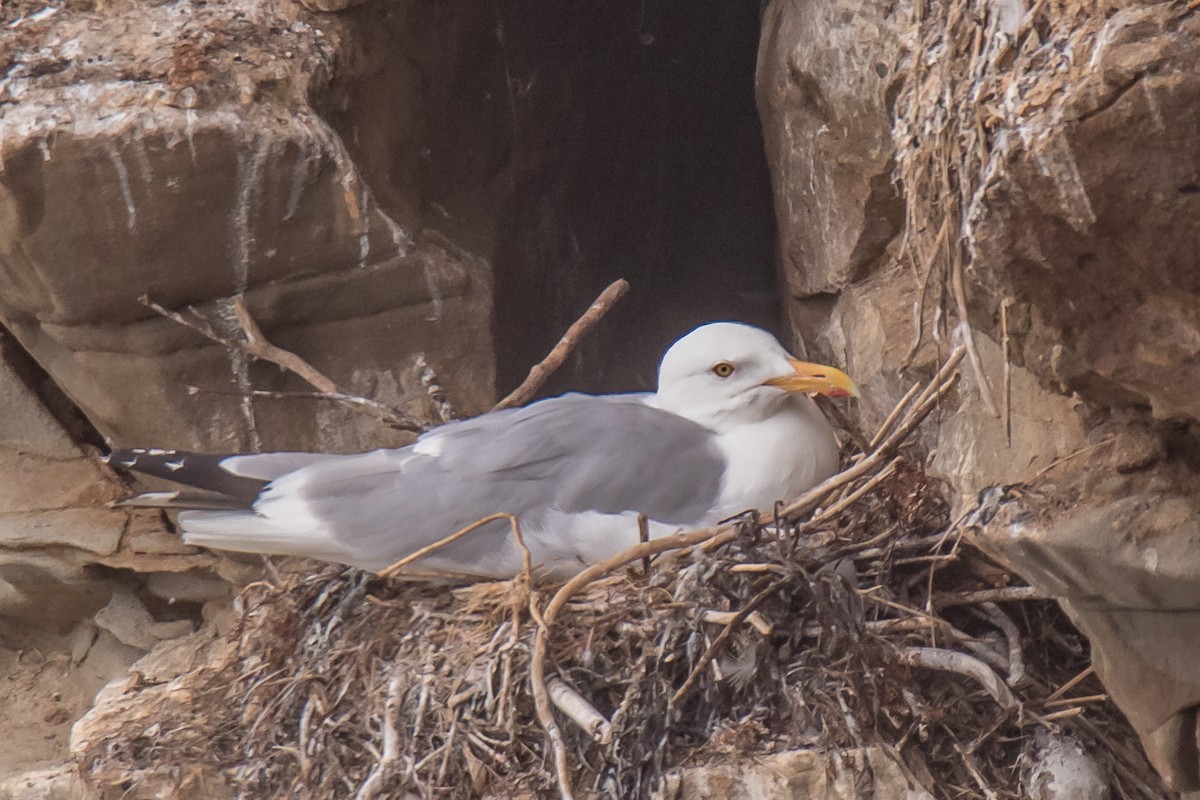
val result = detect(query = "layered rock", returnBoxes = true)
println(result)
[0,0,494,455]
[0,0,492,788]
[758,0,1200,788]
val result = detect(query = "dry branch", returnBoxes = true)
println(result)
[494,279,629,410]
[546,678,613,745]
[143,294,431,432]
[898,647,1017,711]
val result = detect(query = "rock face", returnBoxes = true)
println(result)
[0,0,493,784]
[758,0,1200,788]
[0,0,495,455]
[2,0,1199,793]
[655,748,913,800]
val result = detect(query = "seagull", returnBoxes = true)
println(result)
[107,322,856,579]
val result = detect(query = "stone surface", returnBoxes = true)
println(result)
[93,589,194,652]
[655,747,914,800]
[0,764,79,800]
[759,0,1200,789]
[71,630,233,800]
[976,482,1200,790]
[757,0,905,299]
[0,0,495,455]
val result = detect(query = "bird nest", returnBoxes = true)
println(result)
[76,354,1168,800]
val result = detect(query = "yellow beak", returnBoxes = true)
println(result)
[763,358,858,399]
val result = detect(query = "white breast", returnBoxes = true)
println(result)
[711,396,839,517]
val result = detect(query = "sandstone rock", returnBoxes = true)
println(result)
[757,0,905,298]
[655,747,913,800]
[297,0,373,11]
[976,487,1200,789]
[71,630,232,800]
[143,571,231,605]
[0,764,79,800]
[0,0,495,455]
[93,589,194,652]
[0,552,114,630]
[0,510,125,557]
[759,0,1200,789]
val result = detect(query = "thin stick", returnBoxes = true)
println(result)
[546,678,613,744]
[378,513,517,578]
[869,382,923,450]
[1043,693,1108,709]
[780,349,964,521]
[671,577,789,707]
[815,396,870,452]
[354,662,405,800]
[1044,665,1095,704]
[933,585,1046,608]
[1001,298,1012,447]
[1027,437,1116,482]
[230,295,340,394]
[144,294,430,432]
[637,513,652,575]
[898,646,1017,710]
[980,601,1025,687]
[802,458,901,529]
[494,279,630,410]
[700,609,774,637]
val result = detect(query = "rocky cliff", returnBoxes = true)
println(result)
[2,0,1199,796]
[761,0,1200,789]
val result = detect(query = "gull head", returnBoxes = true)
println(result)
[653,322,857,430]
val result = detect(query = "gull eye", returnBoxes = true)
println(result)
[711,362,735,378]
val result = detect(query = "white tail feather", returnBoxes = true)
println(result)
[178,511,357,566]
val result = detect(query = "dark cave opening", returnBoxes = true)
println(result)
[485,0,780,395]
[328,0,779,401]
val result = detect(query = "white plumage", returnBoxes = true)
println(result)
[110,322,856,579]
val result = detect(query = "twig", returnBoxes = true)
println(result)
[802,458,902,530]
[953,740,1001,800]
[637,513,651,575]
[700,609,774,636]
[378,513,518,579]
[1001,298,1012,447]
[898,646,1017,710]
[815,396,870,452]
[780,347,965,522]
[229,295,340,394]
[143,294,430,432]
[933,585,1047,608]
[1044,665,1095,704]
[1027,437,1116,482]
[546,678,613,744]
[980,601,1025,687]
[354,662,405,800]
[1041,707,1085,721]
[1043,693,1108,709]
[494,279,629,410]
[671,577,789,707]
[868,382,923,450]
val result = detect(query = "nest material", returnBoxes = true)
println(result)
[78,364,1168,800]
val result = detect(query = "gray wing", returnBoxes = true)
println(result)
[247,393,726,570]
